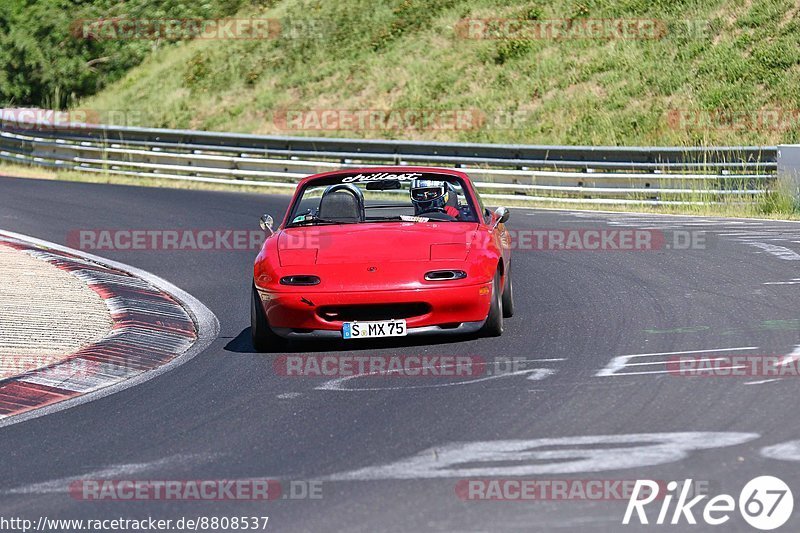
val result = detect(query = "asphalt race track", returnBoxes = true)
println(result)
[2,176,800,532]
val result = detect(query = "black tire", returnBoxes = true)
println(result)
[480,273,504,337]
[501,269,514,318]
[251,283,287,352]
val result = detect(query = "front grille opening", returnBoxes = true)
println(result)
[317,303,431,322]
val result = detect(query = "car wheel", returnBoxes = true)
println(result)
[251,283,287,352]
[481,273,504,337]
[501,269,514,318]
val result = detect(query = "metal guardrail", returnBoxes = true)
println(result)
[0,116,779,206]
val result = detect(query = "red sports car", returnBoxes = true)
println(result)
[251,167,513,350]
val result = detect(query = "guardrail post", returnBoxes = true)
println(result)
[777,145,800,208]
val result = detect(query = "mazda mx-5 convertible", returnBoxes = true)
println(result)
[250,167,513,350]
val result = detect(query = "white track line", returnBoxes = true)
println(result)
[527,368,556,381]
[2,453,218,495]
[748,242,800,260]
[595,347,759,377]
[610,365,749,377]
[621,356,730,367]
[0,229,219,429]
[780,345,800,367]
[618,346,757,358]
[744,379,781,385]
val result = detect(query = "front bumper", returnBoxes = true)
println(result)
[255,282,492,339]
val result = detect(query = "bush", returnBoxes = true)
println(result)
[0,0,246,108]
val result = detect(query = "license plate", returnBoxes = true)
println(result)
[342,319,407,339]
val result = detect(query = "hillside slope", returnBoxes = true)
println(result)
[69,0,800,145]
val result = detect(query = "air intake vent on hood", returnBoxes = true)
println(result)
[424,270,467,281]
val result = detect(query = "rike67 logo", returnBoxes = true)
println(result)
[624,476,793,530]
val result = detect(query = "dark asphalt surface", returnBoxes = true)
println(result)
[1,176,800,532]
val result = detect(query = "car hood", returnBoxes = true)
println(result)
[277,222,478,265]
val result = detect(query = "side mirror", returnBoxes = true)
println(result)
[259,214,274,234]
[493,207,510,228]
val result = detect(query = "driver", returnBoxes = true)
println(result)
[410,178,461,219]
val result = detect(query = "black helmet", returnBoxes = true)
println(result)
[410,178,457,213]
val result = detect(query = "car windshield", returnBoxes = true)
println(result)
[286,171,479,226]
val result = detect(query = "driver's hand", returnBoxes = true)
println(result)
[444,206,459,218]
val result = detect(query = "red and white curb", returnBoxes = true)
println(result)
[0,229,219,427]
